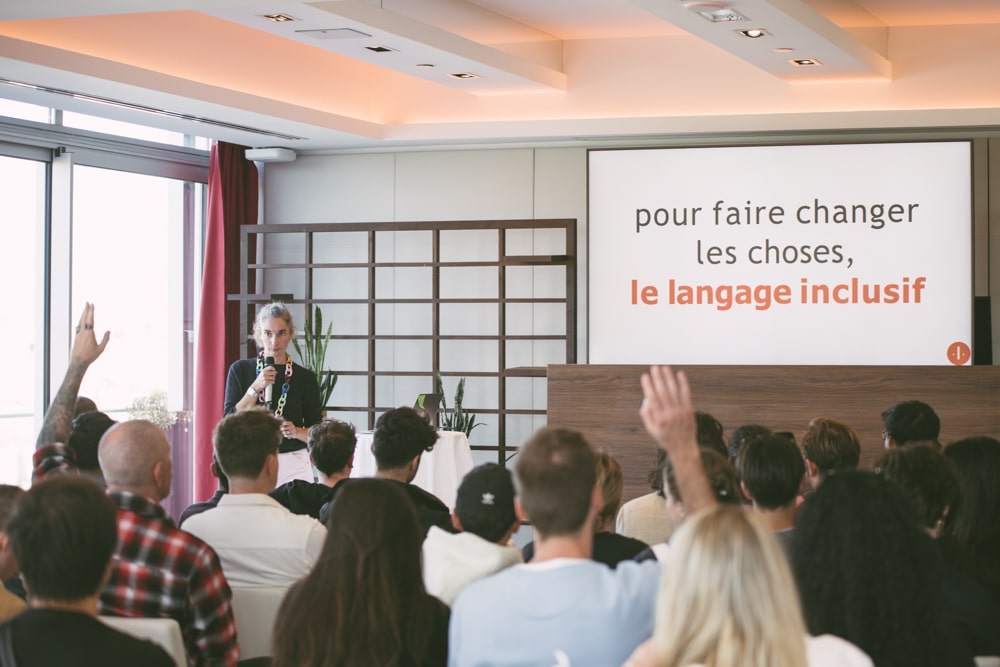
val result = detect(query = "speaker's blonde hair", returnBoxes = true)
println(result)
[652,505,808,667]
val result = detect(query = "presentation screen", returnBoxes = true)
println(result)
[588,142,972,365]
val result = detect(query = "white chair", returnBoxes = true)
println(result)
[98,616,187,667]
[974,657,1000,667]
[230,586,288,659]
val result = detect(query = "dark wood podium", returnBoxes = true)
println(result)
[547,364,1000,503]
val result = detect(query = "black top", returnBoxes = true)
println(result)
[269,480,336,520]
[522,531,649,568]
[223,358,322,453]
[1,609,174,667]
[319,478,453,537]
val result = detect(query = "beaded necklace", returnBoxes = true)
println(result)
[256,353,294,418]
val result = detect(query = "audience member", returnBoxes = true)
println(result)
[727,422,771,462]
[881,400,941,448]
[423,463,522,605]
[736,434,806,558]
[635,447,742,562]
[74,395,97,416]
[269,419,356,519]
[67,410,116,487]
[449,428,661,667]
[0,476,173,667]
[177,456,229,526]
[792,471,973,667]
[875,442,1000,657]
[320,407,451,535]
[0,485,26,623]
[525,451,647,567]
[33,303,238,666]
[800,417,860,490]
[625,505,872,667]
[182,409,327,587]
[272,478,448,667]
[695,411,727,458]
[615,447,674,546]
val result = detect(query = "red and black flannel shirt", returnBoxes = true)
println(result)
[33,444,240,667]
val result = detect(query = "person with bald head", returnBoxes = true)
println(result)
[33,304,239,667]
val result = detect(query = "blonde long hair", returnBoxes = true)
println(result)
[652,505,808,667]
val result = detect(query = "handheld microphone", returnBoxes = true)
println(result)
[264,356,275,404]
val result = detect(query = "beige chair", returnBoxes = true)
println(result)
[230,586,288,659]
[98,616,187,667]
[975,658,1000,667]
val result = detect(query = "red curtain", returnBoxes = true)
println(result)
[193,142,258,500]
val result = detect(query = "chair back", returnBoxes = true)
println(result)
[98,616,187,667]
[230,586,288,659]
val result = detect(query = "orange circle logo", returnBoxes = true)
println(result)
[947,341,971,366]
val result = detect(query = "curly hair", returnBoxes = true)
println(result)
[873,443,959,531]
[792,471,952,667]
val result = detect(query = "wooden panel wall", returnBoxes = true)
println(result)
[547,364,1000,503]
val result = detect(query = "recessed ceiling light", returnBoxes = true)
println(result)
[365,45,397,53]
[262,14,297,22]
[774,47,794,53]
[789,58,821,66]
[683,2,747,23]
[737,28,768,38]
[449,72,480,79]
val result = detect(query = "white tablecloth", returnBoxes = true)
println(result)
[351,430,475,509]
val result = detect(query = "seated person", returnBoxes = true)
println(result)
[67,410,116,488]
[449,427,661,667]
[635,447,743,562]
[801,417,860,490]
[1,476,172,667]
[881,400,941,449]
[422,463,522,605]
[0,485,26,623]
[182,409,327,587]
[615,448,674,546]
[525,451,648,567]
[321,407,451,535]
[736,434,806,558]
[270,419,357,519]
[727,423,772,462]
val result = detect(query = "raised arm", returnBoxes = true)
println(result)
[639,366,716,516]
[36,303,110,449]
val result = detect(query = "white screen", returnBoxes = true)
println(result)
[588,142,972,365]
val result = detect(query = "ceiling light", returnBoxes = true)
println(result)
[738,28,768,38]
[416,63,435,68]
[365,45,397,53]
[683,2,748,23]
[774,47,794,53]
[448,72,480,79]
[789,58,821,66]
[262,14,297,22]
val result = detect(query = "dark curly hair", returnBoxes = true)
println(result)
[792,471,953,667]
[873,443,959,531]
[372,407,437,470]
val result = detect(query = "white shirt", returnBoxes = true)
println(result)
[182,493,326,587]
[422,526,522,606]
[615,492,675,546]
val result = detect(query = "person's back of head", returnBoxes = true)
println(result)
[664,448,743,514]
[454,463,518,543]
[74,396,98,417]
[307,419,357,477]
[695,412,727,459]
[727,424,772,462]
[514,427,597,538]
[800,417,860,483]
[213,409,282,487]
[274,478,439,666]
[7,476,117,604]
[652,505,807,667]
[736,435,805,510]
[882,400,941,448]
[97,420,173,500]
[373,407,438,472]
[873,443,959,536]
[594,451,624,532]
[68,411,117,473]
[0,484,26,580]
[939,435,1000,596]
[792,470,953,667]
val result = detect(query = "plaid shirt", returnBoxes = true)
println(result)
[33,445,240,667]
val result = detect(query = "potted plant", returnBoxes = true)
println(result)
[127,391,191,431]
[435,372,484,437]
[292,305,338,410]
